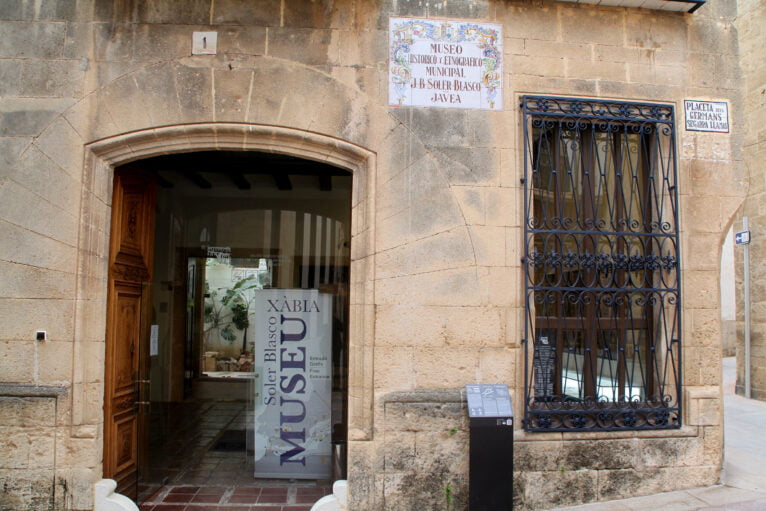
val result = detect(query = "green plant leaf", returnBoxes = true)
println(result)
[220,326,236,342]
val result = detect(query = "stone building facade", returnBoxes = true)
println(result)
[0,0,747,510]
[735,0,766,399]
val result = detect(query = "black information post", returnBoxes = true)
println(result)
[466,384,514,510]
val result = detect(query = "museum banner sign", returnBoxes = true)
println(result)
[389,17,503,110]
[253,289,333,479]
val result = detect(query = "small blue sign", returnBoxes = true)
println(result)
[736,231,751,245]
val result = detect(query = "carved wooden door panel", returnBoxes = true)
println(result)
[104,167,156,499]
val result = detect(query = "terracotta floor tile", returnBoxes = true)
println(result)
[231,488,261,496]
[257,496,287,504]
[191,494,223,504]
[259,488,288,496]
[170,487,200,494]
[137,402,329,510]
[153,505,187,511]
[145,488,166,502]
[197,486,228,495]
[228,495,258,504]
[295,488,328,496]
[164,493,195,503]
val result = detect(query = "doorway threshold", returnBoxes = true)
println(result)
[139,483,330,511]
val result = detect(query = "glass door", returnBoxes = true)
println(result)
[134,150,351,496]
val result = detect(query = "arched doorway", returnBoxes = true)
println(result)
[103,149,353,506]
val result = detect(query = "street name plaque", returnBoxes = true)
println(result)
[684,100,729,133]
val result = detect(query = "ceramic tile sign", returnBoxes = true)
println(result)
[684,100,729,133]
[389,17,502,110]
[253,289,332,479]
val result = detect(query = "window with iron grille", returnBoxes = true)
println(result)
[521,96,681,432]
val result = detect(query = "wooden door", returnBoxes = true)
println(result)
[103,167,156,498]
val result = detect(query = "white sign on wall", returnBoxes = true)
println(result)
[684,100,729,133]
[206,245,231,265]
[252,289,333,479]
[389,17,503,110]
[150,324,159,356]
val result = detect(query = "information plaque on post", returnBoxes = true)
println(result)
[465,384,513,510]
[466,384,513,420]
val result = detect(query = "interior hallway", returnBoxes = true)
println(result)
[137,401,331,510]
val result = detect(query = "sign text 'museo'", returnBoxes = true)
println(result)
[389,18,503,110]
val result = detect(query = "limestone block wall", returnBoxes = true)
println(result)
[367,2,742,510]
[0,386,70,509]
[735,0,766,399]
[0,2,94,510]
[0,0,745,510]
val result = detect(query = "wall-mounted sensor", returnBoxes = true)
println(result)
[36,330,47,342]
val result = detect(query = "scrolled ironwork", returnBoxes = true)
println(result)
[528,246,678,290]
[523,96,674,124]
[522,95,681,432]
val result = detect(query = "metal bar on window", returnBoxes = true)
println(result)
[522,95,681,432]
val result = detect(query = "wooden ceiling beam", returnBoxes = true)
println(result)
[184,172,212,189]
[152,172,174,188]
[319,174,332,191]
[272,173,292,191]
[227,172,251,190]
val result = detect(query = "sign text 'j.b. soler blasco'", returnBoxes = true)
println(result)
[389,17,503,110]
[253,289,332,479]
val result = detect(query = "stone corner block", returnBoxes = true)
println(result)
[685,386,721,426]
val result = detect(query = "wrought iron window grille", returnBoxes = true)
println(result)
[521,95,682,432]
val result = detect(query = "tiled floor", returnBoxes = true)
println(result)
[139,484,330,510]
[141,401,251,486]
[137,400,332,510]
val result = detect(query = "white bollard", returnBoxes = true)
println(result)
[310,480,348,511]
[93,479,139,511]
